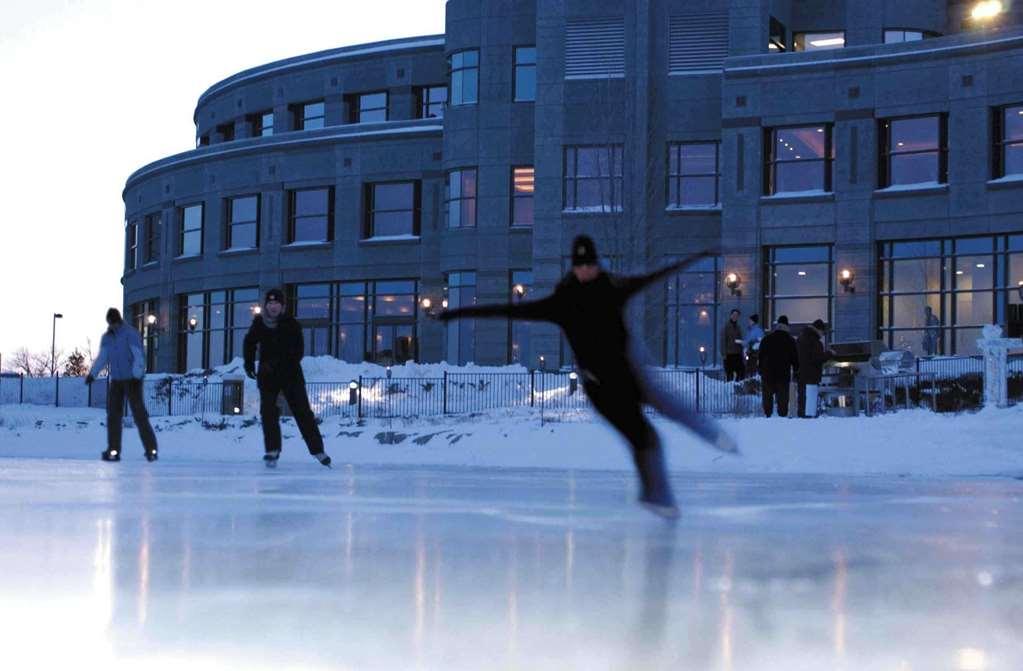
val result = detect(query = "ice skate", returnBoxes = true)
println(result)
[101,448,120,462]
[145,449,158,462]
[263,450,280,468]
[314,452,332,468]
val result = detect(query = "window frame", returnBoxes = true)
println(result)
[287,187,335,244]
[993,103,1023,179]
[793,30,846,51]
[142,212,161,265]
[446,168,478,229]
[415,85,447,119]
[126,220,138,271]
[511,166,535,227]
[762,245,835,330]
[347,91,389,124]
[224,194,261,250]
[562,144,625,213]
[249,110,274,137]
[667,141,721,208]
[763,124,834,196]
[513,45,536,102]
[449,49,480,106]
[878,113,948,188]
[883,28,940,44]
[177,203,204,258]
[295,100,325,130]
[363,180,422,239]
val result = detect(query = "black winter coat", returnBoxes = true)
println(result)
[440,254,706,384]
[243,315,305,382]
[796,327,831,385]
[758,328,799,383]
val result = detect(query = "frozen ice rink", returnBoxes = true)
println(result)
[1,457,1021,670]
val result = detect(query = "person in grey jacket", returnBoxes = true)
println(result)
[85,308,158,462]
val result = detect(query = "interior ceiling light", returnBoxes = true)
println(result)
[972,1,1004,20]
[809,37,845,47]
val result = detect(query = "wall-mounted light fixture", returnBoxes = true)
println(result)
[698,345,708,367]
[146,314,158,326]
[348,380,359,405]
[971,0,1003,21]
[725,272,742,297]
[839,268,856,293]
[569,371,578,395]
[188,316,198,332]
[513,284,526,299]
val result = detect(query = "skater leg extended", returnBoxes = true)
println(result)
[126,379,158,458]
[282,378,331,467]
[259,379,283,461]
[105,380,126,461]
[637,371,738,454]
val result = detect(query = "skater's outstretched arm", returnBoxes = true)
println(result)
[438,295,561,324]
[616,250,715,298]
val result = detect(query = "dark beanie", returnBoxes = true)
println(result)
[570,235,598,266]
[750,314,760,324]
[264,288,286,305]
[812,318,828,332]
[106,308,123,324]
[776,315,789,325]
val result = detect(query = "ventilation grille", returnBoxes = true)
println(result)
[565,17,625,79]
[669,12,730,74]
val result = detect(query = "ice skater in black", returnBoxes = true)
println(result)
[438,236,738,518]
[243,289,331,468]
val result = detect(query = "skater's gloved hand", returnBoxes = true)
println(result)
[84,374,95,385]
[244,366,256,380]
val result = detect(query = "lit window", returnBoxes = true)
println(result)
[764,126,833,195]
[994,103,1023,178]
[512,167,534,226]
[793,31,845,51]
[880,114,947,187]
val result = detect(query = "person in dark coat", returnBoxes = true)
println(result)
[757,315,799,417]
[721,309,744,381]
[438,236,738,519]
[243,289,331,468]
[85,308,158,462]
[796,318,835,418]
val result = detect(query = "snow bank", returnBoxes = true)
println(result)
[2,403,1020,477]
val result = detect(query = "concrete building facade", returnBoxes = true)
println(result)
[123,0,1023,372]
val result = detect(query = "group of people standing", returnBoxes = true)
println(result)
[722,310,835,419]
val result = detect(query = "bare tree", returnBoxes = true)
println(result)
[9,349,51,377]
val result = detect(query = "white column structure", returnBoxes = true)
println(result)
[976,325,1023,409]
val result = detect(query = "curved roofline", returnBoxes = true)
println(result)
[194,34,445,122]
[123,119,443,198]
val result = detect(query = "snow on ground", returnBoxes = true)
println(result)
[1,402,1020,477]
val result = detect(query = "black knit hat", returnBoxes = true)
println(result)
[812,318,829,332]
[776,315,789,325]
[570,235,598,266]
[750,314,760,324]
[105,308,123,325]
[264,288,286,305]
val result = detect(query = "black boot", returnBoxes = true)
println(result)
[313,452,332,468]
[263,450,280,468]
[145,449,158,462]
[633,445,679,519]
[101,448,120,462]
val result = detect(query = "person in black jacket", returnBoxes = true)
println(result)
[243,288,331,468]
[438,236,738,519]
[757,315,799,417]
[796,318,835,419]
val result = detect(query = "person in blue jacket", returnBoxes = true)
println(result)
[85,308,158,462]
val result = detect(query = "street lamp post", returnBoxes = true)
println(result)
[51,313,63,377]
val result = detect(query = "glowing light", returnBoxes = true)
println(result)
[840,269,853,280]
[146,314,157,325]
[513,284,526,297]
[798,271,807,276]
[420,298,432,309]
[252,305,262,315]
[233,407,240,414]
[188,317,198,329]
[349,381,359,390]
[810,37,845,47]
[569,372,578,380]
[956,647,987,670]
[971,1,1003,20]
[698,345,706,353]
[956,270,965,275]
[976,263,985,268]
[816,128,824,133]
[441,299,449,309]
[725,272,739,284]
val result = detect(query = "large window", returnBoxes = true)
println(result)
[177,288,260,371]
[509,271,533,364]
[765,125,832,195]
[668,142,720,207]
[178,204,203,257]
[365,182,420,238]
[994,103,1023,179]
[445,272,477,364]
[764,246,834,329]
[415,85,447,119]
[347,92,388,124]
[130,300,159,373]
[225,195,259,249]
[665,256,720,367]
[793,31,845,51]
[880,114,947,187]
[512,167,534,226]
[446,169,477,229]
[563,145,624,212]
[449,50,479,106]
[142,212,161,265]
[126,220,138,271]
[288,187,333,243]
[291,284,332,356]
[514,46,536,102]
[883,29,939,43]
[249,110,274,137]
[879,236,1023,355]
[295,101,325,130]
